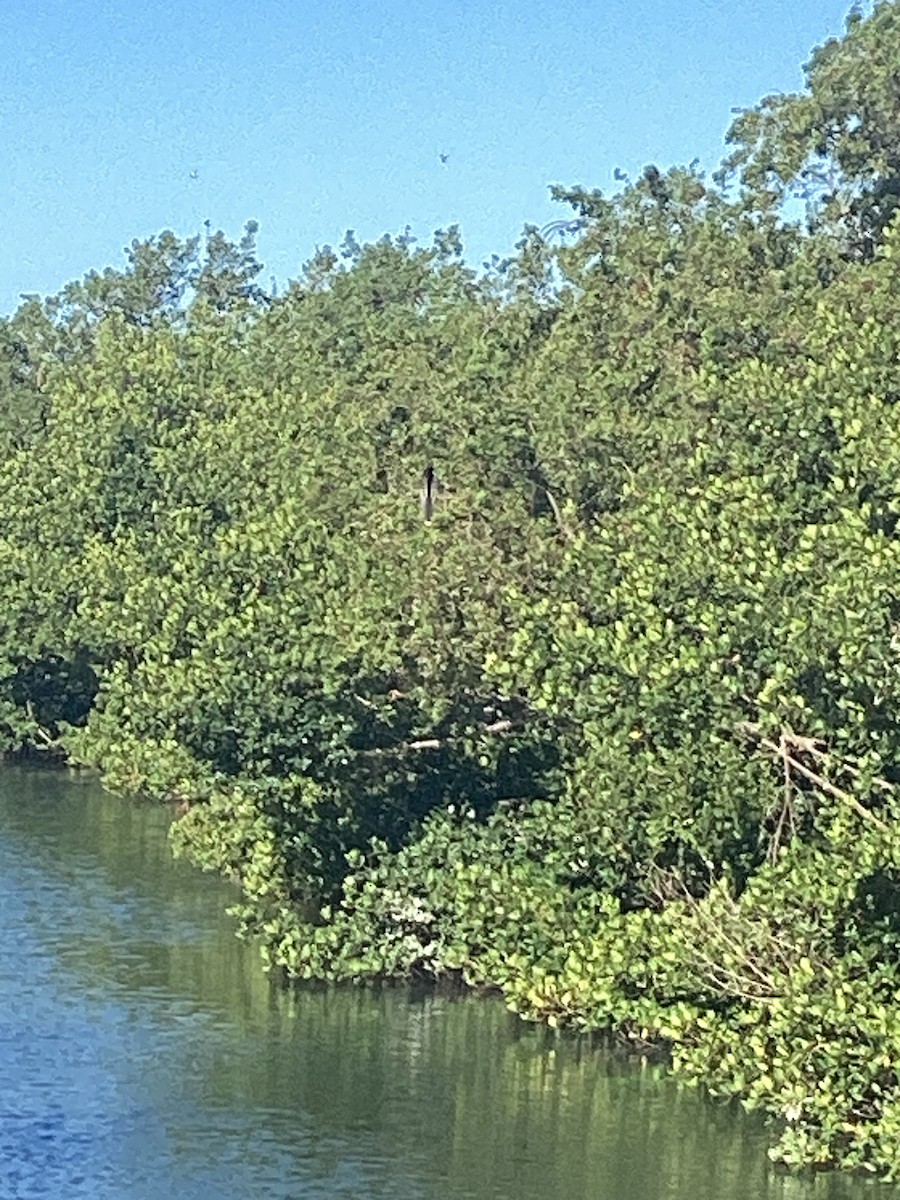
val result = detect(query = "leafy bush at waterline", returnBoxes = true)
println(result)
[4,2,900,1175]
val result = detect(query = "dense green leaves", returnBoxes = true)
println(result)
[4,3,900,1176]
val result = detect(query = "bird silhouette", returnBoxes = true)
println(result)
[439,153,449,164]
[421,465,439,521]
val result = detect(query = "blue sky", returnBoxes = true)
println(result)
[1,0,859,315]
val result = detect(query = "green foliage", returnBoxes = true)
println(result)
[721,1,900,255]
[6,9,900,1174]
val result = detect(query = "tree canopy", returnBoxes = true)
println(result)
[3,2,900,1177]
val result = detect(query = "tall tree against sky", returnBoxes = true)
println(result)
[721,0,900,255]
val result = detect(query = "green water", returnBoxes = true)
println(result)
[0,765,891,1199]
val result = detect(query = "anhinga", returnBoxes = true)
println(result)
[421,465,438,521]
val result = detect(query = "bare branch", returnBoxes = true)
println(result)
[543,487,576,543]
[361,718,517,757]
[738,723,888,830]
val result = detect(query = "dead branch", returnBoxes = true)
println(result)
[738,723,888,830]
[768,745,797,865]
[24,702,63,752]
[649,865,806,1002]
[543,487,576,543]
[361,718,516,757]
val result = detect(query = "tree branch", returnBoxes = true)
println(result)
[738,723,888,830]
[543,487,576,543]
[361,718,516,756]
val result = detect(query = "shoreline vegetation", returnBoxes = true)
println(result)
[4,2,900,1176]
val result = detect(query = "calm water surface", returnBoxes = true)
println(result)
[0,765,893,1199]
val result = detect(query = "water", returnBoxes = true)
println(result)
[0,765,892,1200]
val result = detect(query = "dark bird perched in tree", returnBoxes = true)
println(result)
[421,464,439,521]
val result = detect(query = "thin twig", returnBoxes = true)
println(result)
[650,863,826,999]
[768,745,795,865]
[543,487,576,543]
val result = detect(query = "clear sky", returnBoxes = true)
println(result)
[1,0,861,315]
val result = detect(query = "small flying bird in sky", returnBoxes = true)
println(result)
[439,153,449,164]
[189,169,199,180]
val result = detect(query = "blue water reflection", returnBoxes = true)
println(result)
[0,766,890,1200]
